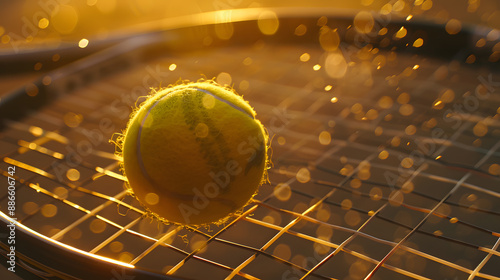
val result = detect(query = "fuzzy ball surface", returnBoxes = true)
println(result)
[121,81,268,225]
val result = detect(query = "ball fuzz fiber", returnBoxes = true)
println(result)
[119,80,268,225]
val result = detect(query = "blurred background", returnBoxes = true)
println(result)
[0,0,499,48]
[0,0,499,99]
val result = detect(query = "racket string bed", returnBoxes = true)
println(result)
[1,15,500,280]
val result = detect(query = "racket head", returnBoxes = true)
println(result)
[1,8,499,280]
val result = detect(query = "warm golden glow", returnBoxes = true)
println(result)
[294,24,307,36]
[296,168,311,183]
[274,183,292,201]
[78,38,89,48]
[489,164,500,175]
[51,5,79,34]
[300,53,310,62]
[446,19,462,35]
[145,192,160,205]
[324,52,347,78]
[354,11,374,34]
[378,96,393,109]
[319,26,340,51]
[395,26,407,39]
[257,10,279,35]
[216,72,232,86]
[319,131,332,145]
[38,18,49,29]
[66,169,81,181]
[0,212,135,268]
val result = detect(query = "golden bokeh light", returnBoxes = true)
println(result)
[23,201,39,215]
[273,183,292,201]
[51,5,79,34]
[488,163,500,175]
[324,51,347,79]
[257,11,279,36]
[296,168,311,183]
[243,57,252,66]
[313,237,331,255]
[350,178,362,189]
[344,210,361,226]
[66,168,81,181]
[413,38,424,48]
[354,11,374,34]
[395,26,407,39]
[195,123,209,138]
[263,210,283,225]
[294,24,307,36]
[369,187,383,201]
[42,76,52,86]
[273,244,292,261]
[446,19,462,35]
[25,83,39,97]
[389,190,404,207]
[378,150,389,160]
[366,109,378,120]
[53,186,69,200]
[34,62,43,71]
[319,26,340,51]
[319,131,332,145]
[239,80,249,91]
[351,103,363,114]
[401,157,414,168]
[421,0,433,10]
[316,208,331,222]
[110,241,124,253]
[399,104,414,116]
[145,192,160,205]
[78,38,89,48]
[341,199,353,210]
[340,164,354,176]
[216,72,232,86]
[190,235,208,254]
[96,0,117,14]
[118,252,134,263]
[402,181,414,193]
[316,224,333,239]
[41,204,58,218]
[441,89,455,103]
[90,219,107,234]
[473,121,488,137]
[358,169,371,180]
[64,112,83,128]
[38,18,49,29]
[378,96,393,109]
[405,124,417,135]
[299,52,310,62]
[380,3,393,15]
[69,228,82,240]
[215,22,234,40]
[396,92,410,104]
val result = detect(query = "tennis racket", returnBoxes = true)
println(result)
[1,6,499,280]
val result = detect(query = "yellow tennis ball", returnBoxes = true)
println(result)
[120,81,268,225]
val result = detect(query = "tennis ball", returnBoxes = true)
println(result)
[119,80,268,225]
